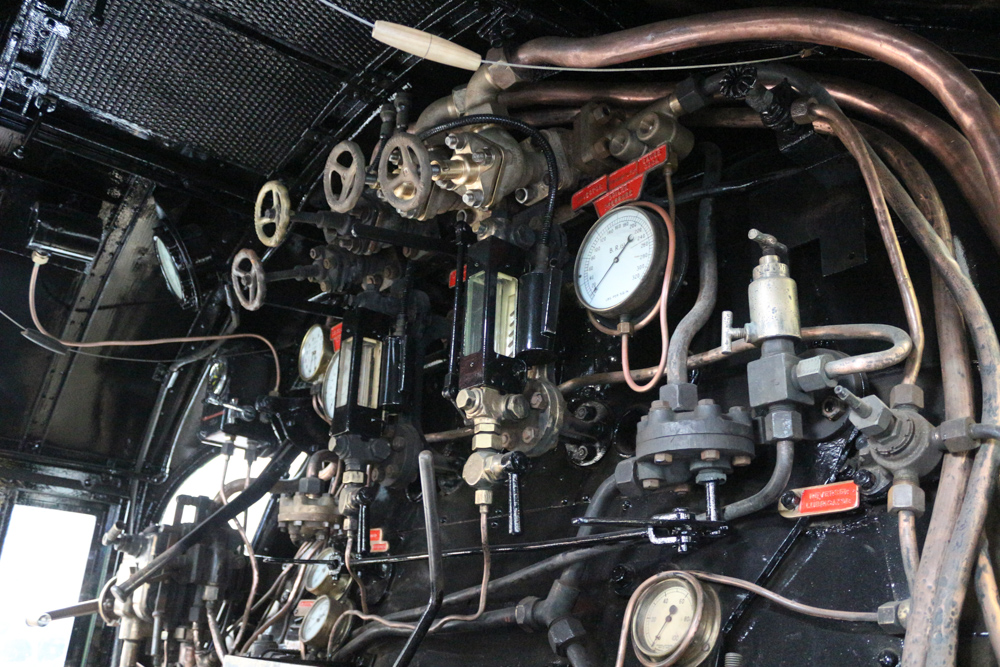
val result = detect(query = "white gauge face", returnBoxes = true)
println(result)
[575,206,661,314]
[298,325,330,382]
[153,235,184,300]
[300,595,331,644]
[634,580,697,658]
[305,547,338,593]
[321,351,341,419]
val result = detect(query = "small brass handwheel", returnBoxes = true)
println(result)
[377,133,432,214]
[324,141,366,213]
[231,248,266,311]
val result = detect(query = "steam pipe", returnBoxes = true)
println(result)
[391,450,444,667]
[26,599,99,627]
[510,8,1000,218]
[499,82,677,108]
[666,143,721,385]
[706,439,794,522]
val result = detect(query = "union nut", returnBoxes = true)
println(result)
[794,355,837,393]
[934,416,977,453]
[890,384,925,411]
[877,598,911,635]
[762,409,803,443]
[547,616,587,657]
[887,481,926,516]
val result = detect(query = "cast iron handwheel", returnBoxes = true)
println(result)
[254,180,292,247]
[231,248,266,311]
[377,133,432,214]
[324,140,366,213]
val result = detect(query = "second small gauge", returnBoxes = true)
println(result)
[299,324,332,383]
[574,205,667,319]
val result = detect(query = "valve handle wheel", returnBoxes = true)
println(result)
[254,180,292,247]
[231,248,267,311]
[377,133,432,214]
[324,141,366,213]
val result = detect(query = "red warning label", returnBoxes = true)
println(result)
[330,323,343,352]
[798,481,860,515]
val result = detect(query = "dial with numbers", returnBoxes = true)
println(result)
[630,573,721,666]
[574,205,666,317]
[298,324,332,383]
[321,351,341,419]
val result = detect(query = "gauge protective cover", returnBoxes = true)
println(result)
[630,572,721,667]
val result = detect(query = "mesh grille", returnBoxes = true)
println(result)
[46,0,345,172]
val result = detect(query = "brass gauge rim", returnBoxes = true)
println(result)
[629,571,721,667]
[319,350,342,419]
[305,547,351,600]
[573,204,668,319]
[300,594,354,649]
[299,324,333,383]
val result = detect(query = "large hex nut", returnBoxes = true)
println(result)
[794,354,837,393]
[747,353,813,408]
[849,396,896,436]
[888,482,926,516]
[890,384,925,410]
[615,458,644,498]
[671,76,710,115]
[763,409,803,443]
[659,383,698,412]
[878,599,910,635]
[937,417,977,452]
[547,616,587,656]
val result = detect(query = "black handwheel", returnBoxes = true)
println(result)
[324,141,366,213]
[377,133,432,214]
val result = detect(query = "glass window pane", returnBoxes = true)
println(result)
[0,505,96,667]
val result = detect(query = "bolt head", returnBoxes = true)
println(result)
[521,427,538,443]
[673,484,691,496]
[780,491,800,509]
[877,649,900,667]
[733,455,752,467]
[653,452,673,464]
[641,478,661,490]
[700,449,721,462]
[854,469,877,490]
[530,392,547,410]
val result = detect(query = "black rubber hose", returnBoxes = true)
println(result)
[418,114,559,250]
[335,607,518,661]
[111,441,300,602]
[666,143,721,385]
[391,450,444,667]
[560,474,619,587]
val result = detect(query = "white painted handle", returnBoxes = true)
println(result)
[372,21,482,71]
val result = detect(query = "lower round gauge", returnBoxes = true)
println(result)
[630,572,721,667]
[300,594,354,649]
[305,547,351,599]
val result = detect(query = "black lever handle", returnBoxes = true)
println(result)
[355,485,377,555]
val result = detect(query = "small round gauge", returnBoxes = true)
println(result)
[206,358,229,397]
[320,351,342,419]
[574,205,667,318]
[299,325,332,383]
[300,595,353,649]
[305,548,351,599]
[630,573,720,667]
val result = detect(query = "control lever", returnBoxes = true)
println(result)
[572,509,729,553]
[355,485,378,556]
[501,451,529,535]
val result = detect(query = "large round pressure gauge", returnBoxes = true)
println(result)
[574,205,667,318]
[299,325,332,383]
[630,573,720,667]
[320,351,342,419]
[300,594,353,649]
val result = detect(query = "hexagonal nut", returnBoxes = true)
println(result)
[503,394,529,420]
[890,384,925,410]
[877,598,910,635]
[794,354,837,393]
[937,417,977,452]
[515,597,540,631]
[298,476,324,495]
[455,388,478,411]
[671,76,709,115]
[659,383,698,412]
[888,482,926,516]
[748,352,813,408]
[484,54,522,90]
[849,396,896,436]
[614,458,644,498]
[463,450,502,487]
[547,616,587,656]
[472,431,503,451]
[763,409,803,443]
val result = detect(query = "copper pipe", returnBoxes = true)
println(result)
[975,539,1000,664]
[816,76,1000,247]
[682,107,766,129]
[809,104,923,384]
[499,82,677,108]
[898,508,920,595]
[558,324,909,394]
[511,9,1000,218]
[858,123,980,667]
[862,147,1000,667]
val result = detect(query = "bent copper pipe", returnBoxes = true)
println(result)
[558,324,911,394]
[859,123,978,667]
[818,75,1000,247]
[809,103,924,385]
[864,151,1000,667]
[510,8,1000,217]
[499,82,677,108]
[514,107,580,127]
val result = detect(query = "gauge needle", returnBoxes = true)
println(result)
[591,235,634,295]
[653,605,679,643]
